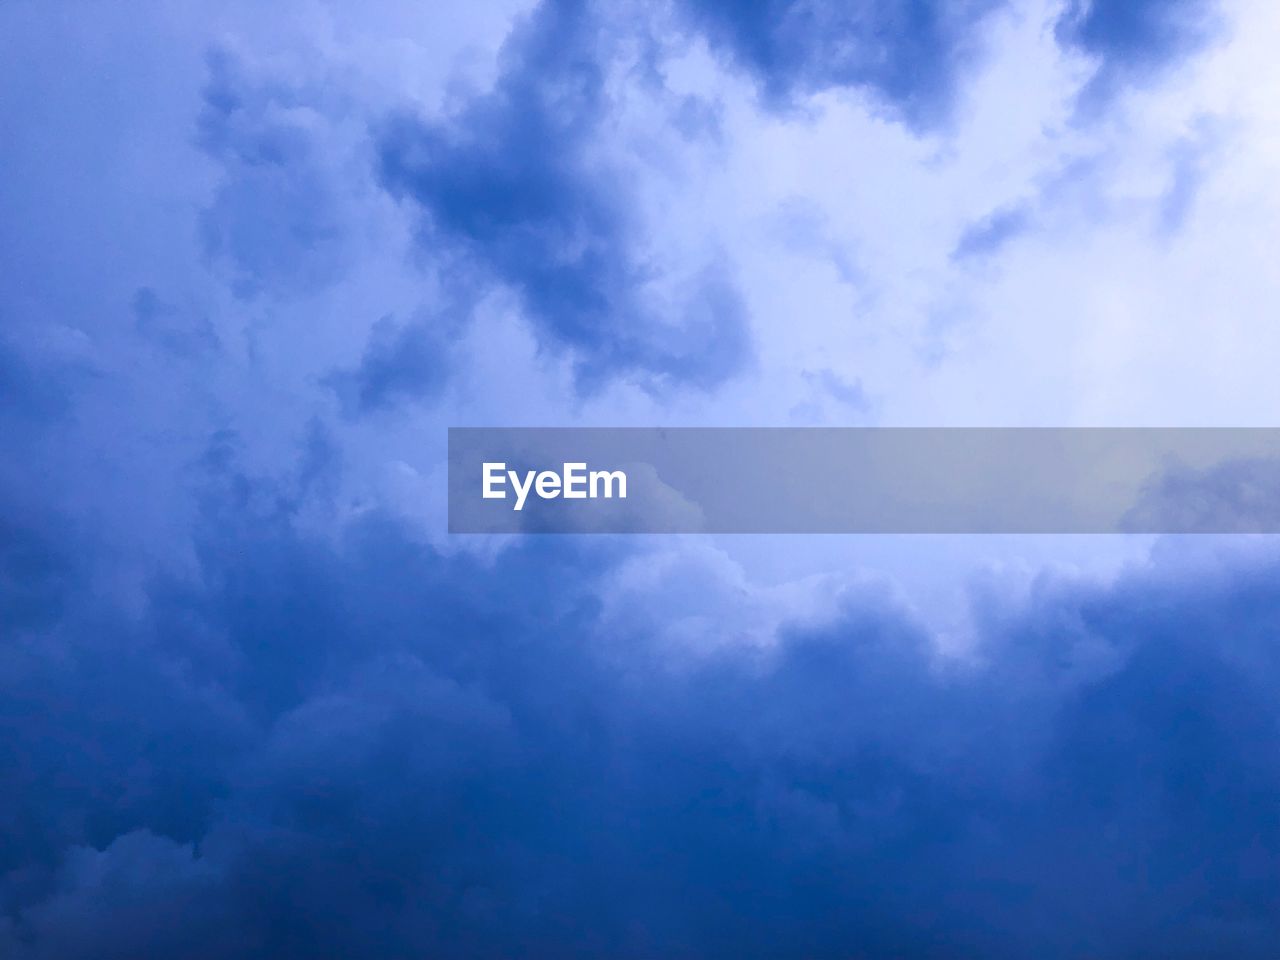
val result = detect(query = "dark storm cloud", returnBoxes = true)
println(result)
[324,314,459,417]
[681,0,1220,125]
[1056,0,1221,109]
[677,0,1003,128]
[0,519,73,633]
[376,0,752,392]
[3,439,1280,958]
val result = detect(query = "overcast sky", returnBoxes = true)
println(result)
[4,1,1280,956]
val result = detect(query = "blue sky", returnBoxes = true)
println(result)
[4,0,1280,956]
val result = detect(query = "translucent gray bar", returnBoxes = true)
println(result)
[448,428,1280,534]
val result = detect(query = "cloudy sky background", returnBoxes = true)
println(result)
[4,0,1280,956]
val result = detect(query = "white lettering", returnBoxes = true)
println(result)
[510,469,536,512]
[485,462,626,510]
[562,462,587,499]
[535,471,561,499]
[482,463,507,499]
[590,469,627,500]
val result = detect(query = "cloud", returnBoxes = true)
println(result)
[1056,0,1221,110]
[197,50,355,298]
[0,519,73,632]
[4,1,1280,957]
[376,0,752,392]
[325,314,459,417]
[1157,116,1221,235]
[4,447,1280,957]
[952,202,1033,260]
[676,0,1004,128]
[800,368,871,417]
[132,289,220,358]
[0,338,74,423]
[1123,455,1280,533]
